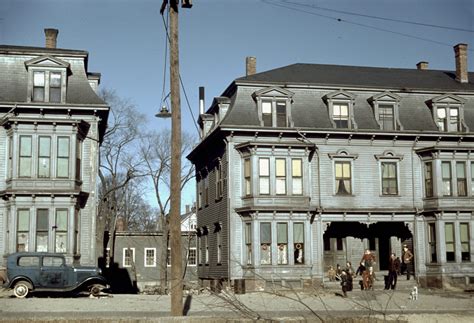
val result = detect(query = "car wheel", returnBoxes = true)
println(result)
[13,281,30,298]
[90,284,105,297]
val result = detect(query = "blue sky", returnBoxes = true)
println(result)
[2,0,473,208]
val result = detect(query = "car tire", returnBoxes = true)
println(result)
[13,281,31,298]
[90,284,105,297]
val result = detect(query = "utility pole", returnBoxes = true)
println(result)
[159,0,192,316]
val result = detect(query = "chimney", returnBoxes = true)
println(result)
[246,56,256,76]
[116,217,125,232]
[44,28,59,48]
[199,86,205,115]
[454,43,468,83]
[186,204,190,214]
[416,61,429,70]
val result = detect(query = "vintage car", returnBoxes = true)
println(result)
[3,252,108,298]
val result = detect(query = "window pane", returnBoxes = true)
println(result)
[50,88,61,103]
[259,178,270,195]
[58,137,70,157]
[262,101,272,114]
[293,223,304,243]
[259,158,269,176]
[56,209,68,231]
[55,233,67,253]
[442,162,452,196]
[20,136,32,156]
[50,72,61,87]
[34,71,45,86]
[36,233,48,252]
[292,159,302,177]
[260,223,271,244]
[37,209,49,231]
[18,210,30,231]
[277,223,288,244]
[276,102,286,127]
[437,108,446,118]
[57,158,69,178]
[276,159,286,176]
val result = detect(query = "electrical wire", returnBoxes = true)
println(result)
[262,0,473,51]
[283,0,474,33]
[160,10,200,135]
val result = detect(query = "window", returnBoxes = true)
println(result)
[123,248,135,267]
[204,235,209,265]
[188,248,197,266]
[36,209,48,252]
[57,137,70,178]
[260,222,272,265]
[424,162,433,197]
[244,158,251,196]
[197,178,202,208]
[445,223,455,262]
[335,161,351,195]
[291,159,303,195]
[262,101,272,127]
[38,137,51,178]
[471,162,474,195]
[436,107,459,132]
[456,162,467,196]
[55,209,67,253]
[17,209,30,252]
[18,256,40,267]
[460,223,470,262]
[259,158,270,195]
[215,223,222,265]
[261,100,287,127]
[293,222,304,264]
[216,160,224,199]
[381,162,398,195]
[144,248,156,267]
[379,104,395,130]
[19,136,32,177]
[167,248,171,267]
[33,71,45,102]
[333,103,349,128]
[43,256,63,267]
[76,139,82,181]
[245,223,252,265]
[204,176,209,206]
[442,162,452,196]
[277,223,288,265]
[275,159,286,195]
[49,72,62,103]
[428,223,437,263]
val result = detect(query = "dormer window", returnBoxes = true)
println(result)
[428,94,469,133]
[252,87,294,128]
[25,56,69,104]
[369,91,402,131]
[323,90,357,129]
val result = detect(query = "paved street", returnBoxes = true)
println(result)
[1,285,473,322]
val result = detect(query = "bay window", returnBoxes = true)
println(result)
[275,159,286,195]
[57,137,70,178]
[38,136,51,178]
[36,209,49,252]
[424,162,433,197]
[293,222,304,264]
[260,222,272,265]
[17,210,30,252]
[445,223,455,262]
[291,159,303,195]
[441,162,452,196]
[460,223,470,262]
[245,222,252,265]
[19,136,32,177]
[55,209,68,253]
[259,158,270,195]
[277,223,288,265]
[456,162,467,196]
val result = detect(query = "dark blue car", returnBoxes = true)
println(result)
[3,252,108,298]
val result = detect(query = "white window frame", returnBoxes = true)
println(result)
[123,247,135,268]
[144,248,156,267]
[375,151,403,196]
[324,90,357,130]
[252,87,294,128]
[430,94,469,133]
[370,92,403,131]
[187,248,197,266]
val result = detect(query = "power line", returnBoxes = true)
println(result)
[262,0,473,51]
[160,12,200,136]
[283,0,474,33]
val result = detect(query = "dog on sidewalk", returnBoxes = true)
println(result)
[409,286,418,300]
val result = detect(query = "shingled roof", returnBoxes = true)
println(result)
[236,63,474,92]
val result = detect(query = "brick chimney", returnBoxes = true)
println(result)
[246,56,256,76]
[116,217,125,231]
[44,28,59,48]
[416,61,429,70]
[454,43,468,83]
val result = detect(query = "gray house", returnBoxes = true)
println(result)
[187,45,474,290]
[0,29,109,267]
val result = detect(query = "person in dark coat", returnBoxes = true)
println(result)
[385,253,400,290]
[401,245,414,280]
[340,270,352,297]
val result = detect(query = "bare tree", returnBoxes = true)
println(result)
[138,129,195,293]
[97,89,146,264]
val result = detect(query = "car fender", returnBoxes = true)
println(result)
[7,276,34,290]
[77,276,109,290]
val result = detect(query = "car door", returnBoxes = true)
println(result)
[39,256,66,288]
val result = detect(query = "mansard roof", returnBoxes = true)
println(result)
[236,63,474,92]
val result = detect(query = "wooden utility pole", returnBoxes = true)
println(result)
[160,0,192,316]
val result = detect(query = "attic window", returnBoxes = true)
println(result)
[252,87,294,128]
[429,94,469,133]
[323,90,357,130]
[25,56,69,104]
[369,91,402,131]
